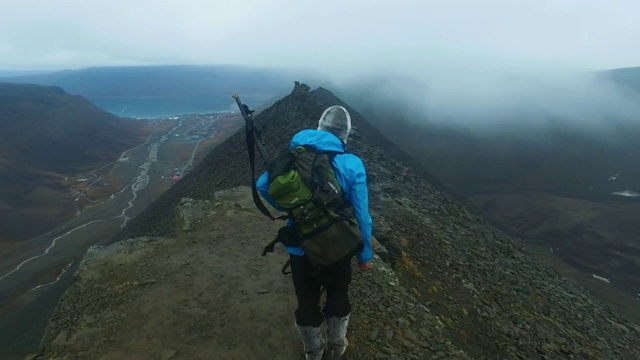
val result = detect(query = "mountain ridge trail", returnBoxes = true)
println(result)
[30,187,302,359]
[31,187,464,360]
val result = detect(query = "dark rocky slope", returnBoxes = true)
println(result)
[114,83,640,359]
[345,74,640,323]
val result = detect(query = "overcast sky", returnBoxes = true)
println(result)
[1,0,639,74]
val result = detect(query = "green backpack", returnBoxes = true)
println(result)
[265,145,363,266]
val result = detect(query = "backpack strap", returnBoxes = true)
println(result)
[235,95,285,221]
[245,124,288,221]
[262,224,299,256]
[262,237,279,256]
[281,260,292,275]
[262,236,293,276]
[246,125,278,220]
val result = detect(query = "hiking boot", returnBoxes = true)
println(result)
[296,324,325,360]
[325,315,349,359]
[325,338,348,359]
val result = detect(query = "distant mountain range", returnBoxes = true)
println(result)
[3,66,315,117]
[0,83,146,240]
[607,66,640,93]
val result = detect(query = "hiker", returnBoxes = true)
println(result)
[256,106,373,360]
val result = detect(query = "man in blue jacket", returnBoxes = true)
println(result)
[257,105,373,360]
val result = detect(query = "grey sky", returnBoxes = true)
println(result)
[1,0,639,73]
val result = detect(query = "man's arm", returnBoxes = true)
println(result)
[256,172,285,211]
[348,160,373,265]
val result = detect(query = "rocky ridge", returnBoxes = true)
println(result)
[37,83,640,359]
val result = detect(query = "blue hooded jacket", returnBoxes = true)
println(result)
[256,129,373,264]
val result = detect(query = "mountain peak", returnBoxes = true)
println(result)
[292,80,311,94]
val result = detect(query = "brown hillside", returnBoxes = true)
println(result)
[0,82,148,240]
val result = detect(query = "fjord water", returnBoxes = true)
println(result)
[93,94,274,118]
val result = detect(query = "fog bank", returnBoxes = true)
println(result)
[324,64,640,137]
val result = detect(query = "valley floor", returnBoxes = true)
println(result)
[0,113,243,359]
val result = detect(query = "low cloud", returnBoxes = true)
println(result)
[324,63,640,138]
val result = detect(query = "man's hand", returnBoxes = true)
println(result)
[358,262,372,271]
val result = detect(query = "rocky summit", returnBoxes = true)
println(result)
[32,83,640,359]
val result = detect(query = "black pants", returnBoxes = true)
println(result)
[290,254,352,327]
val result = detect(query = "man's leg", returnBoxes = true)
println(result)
[290,255,325,360]
[323,259,352,359]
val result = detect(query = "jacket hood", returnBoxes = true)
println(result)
[290,129,346,152]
